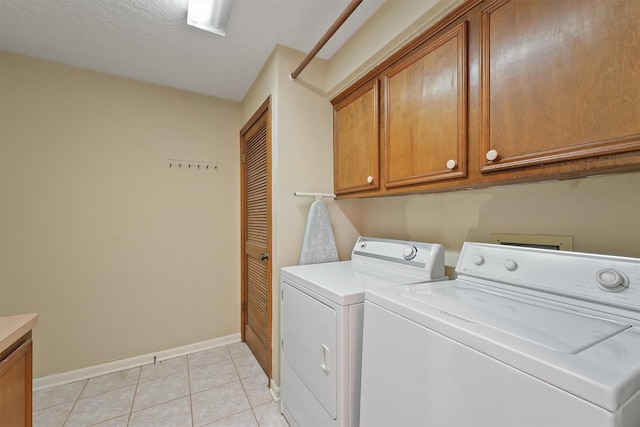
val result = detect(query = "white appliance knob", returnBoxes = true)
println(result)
[446,159,457,170]
[403,246,418,260]
[504,259,518,271]
[596,269,627,290]
[486,149,499,161]
[367,175,374,184]
[472,255,485,265]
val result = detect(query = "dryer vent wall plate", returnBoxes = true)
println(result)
[490,233,573,251]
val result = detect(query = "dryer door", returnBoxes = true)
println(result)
[282,281,337,418]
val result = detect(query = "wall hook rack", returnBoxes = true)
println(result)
[168,159,218,170]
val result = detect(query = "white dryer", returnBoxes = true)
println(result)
[280,236,446,427]
[360,242,640,427]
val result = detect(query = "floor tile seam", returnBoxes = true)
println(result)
[190,376,240,395]
[60,379,89,427]
[128,394,192,418]
[189,377,244,399]
[72,382,138,404]
[69,385,137,427]
[238,374,270,409]
[187,356,234,374]
[78,381,140,401]
[249,407,261,427]
[229,352,245,381]
[187,356,232,371]
[187,353,196,427]
[229,353,248,379]
[33,396,76,413]
[198,408,258,427]
[236,366,261,411]
[125,363,144,425]
[131,386,191,414]
[195,405,253,427]
[137,366,189,385]
[33,379,88,412]
[83,411,129,427]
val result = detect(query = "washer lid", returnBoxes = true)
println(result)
[399,283,631,353]
[367,280,640,412]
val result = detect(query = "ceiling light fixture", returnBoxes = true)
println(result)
[187,0,232,36]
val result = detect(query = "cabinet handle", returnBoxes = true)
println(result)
[446,159,457,170]
[486,149,499,161]
[367,176,374,184]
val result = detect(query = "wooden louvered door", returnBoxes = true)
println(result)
[240,98,272,379]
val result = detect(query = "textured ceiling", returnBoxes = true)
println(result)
[0,0,384,101]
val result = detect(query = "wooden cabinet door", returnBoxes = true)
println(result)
[480,0,640,173]
[383,22,468,188]
[333,79,379,195]
[0,337,33,427]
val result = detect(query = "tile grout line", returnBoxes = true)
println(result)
[186,351,195,427]
[61,380,88,427]
[127,365,143,426]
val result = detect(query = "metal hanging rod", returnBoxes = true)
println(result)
[294,192,337,201]
[290,0,363,80]
[168,159,218,170]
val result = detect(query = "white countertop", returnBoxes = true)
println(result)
[0,313,38,353]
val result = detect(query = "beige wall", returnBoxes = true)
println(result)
[0,53,242,378]
[360,173,640,277]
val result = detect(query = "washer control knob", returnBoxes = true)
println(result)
[367,175,374,184]
[472,255,485,265]
[486,149,499,161]
[403,246,418,260]
[504,259,518,271]
[596,269,628,291]
[446,159,457,170]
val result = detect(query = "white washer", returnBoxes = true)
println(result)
[360,242,640,427]
[280,236,446,427]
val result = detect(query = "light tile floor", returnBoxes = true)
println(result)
[33,342,290,427]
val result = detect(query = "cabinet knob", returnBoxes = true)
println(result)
[367,176,374,184]
[486,149,499,161]
[446,159,457,170]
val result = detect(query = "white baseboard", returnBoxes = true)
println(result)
[33,333,241,391]
[269,378,280,401]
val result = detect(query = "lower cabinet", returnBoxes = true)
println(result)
[0,334,33,427]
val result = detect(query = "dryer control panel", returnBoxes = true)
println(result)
[457,242,640,317]
[352,236,446,281]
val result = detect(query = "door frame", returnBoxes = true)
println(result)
[240,96,272,378]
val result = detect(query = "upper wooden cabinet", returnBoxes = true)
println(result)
[331,0,640,197]
[383,22,468,188]
[480,0,640,172]
[333,78,379,195]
